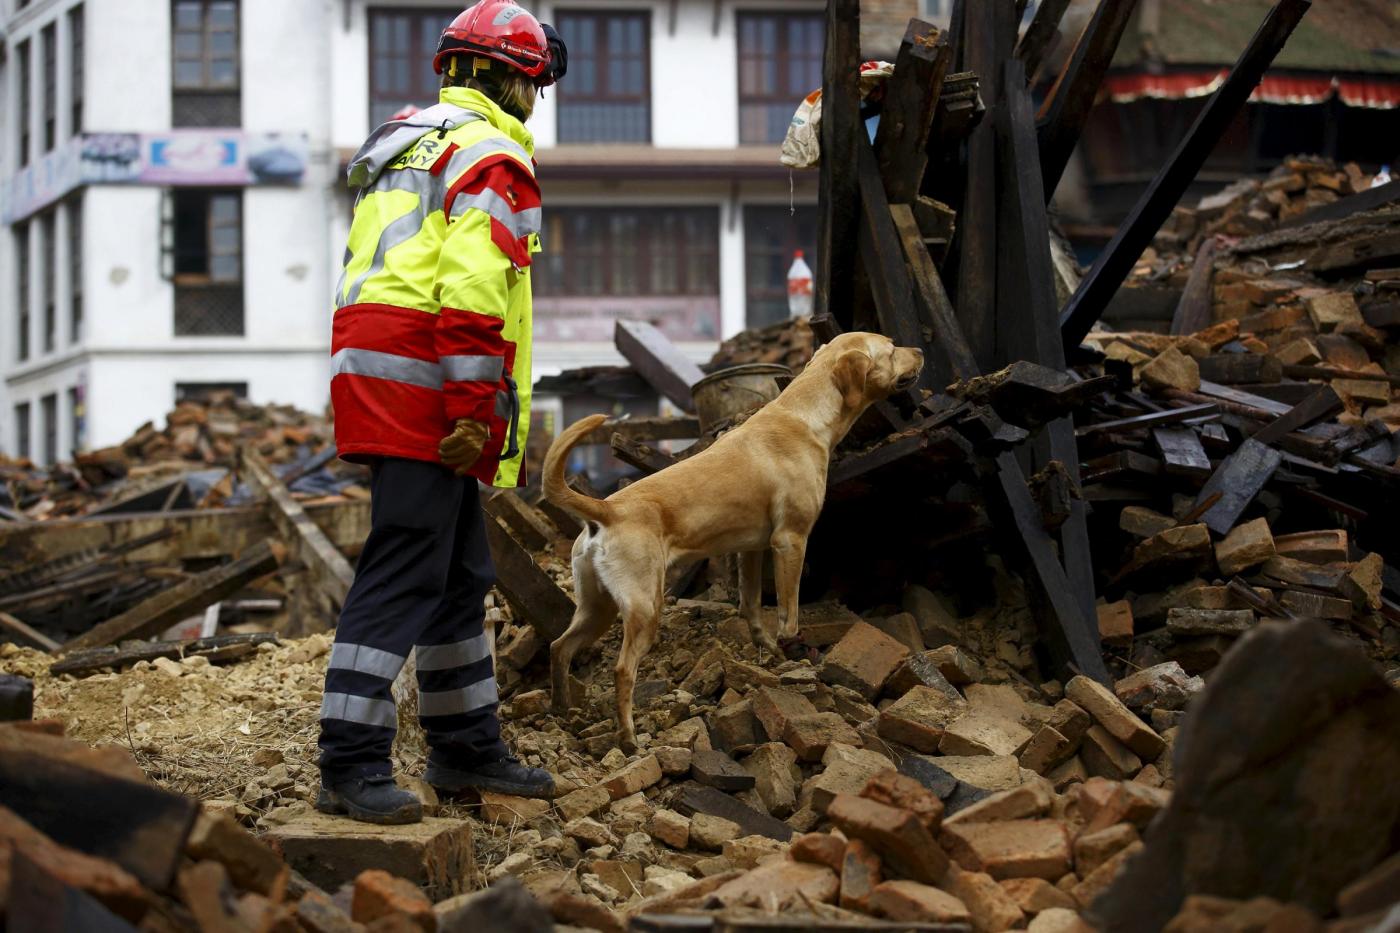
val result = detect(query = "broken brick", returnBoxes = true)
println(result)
[706,859,838,910]
[1096,601,1134,649]
[998,876,1079,914]
[860,770,945,832]
[876,684,969,753]
[826,793,950,884]
[941,864,1026,932]
[941,820,1072,881]
[944,782,1053,826]
[555,785,611,823]
[691,749,756,792]
[839,838,883,911]
[790,832,846,873]
[939,711,1033,758]
[818,621,911,700]
[784,712,862,763]
[646,810,690,850]
[749,688,817,743]
[1073,822,1141,877]
[601,755,662,800]
[742,743,799,816]
[1214,517,1276,576]
[1080,726,1143,780]
[1019,725,1076,775]
[870,880,971,924]
[351,869,435,931]
[1065,676,1166,760]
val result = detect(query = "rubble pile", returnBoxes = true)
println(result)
[708,317,817,375]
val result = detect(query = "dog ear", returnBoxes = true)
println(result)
[832,350,873,408]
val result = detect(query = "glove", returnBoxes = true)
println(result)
[439,419,491,475]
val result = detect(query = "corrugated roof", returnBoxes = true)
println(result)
[1111,0,1400,75]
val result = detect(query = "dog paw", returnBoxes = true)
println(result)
[618,733,638,755]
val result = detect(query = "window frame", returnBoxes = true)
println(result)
[14,403,32,462]
[554,9,653,144]
[40,211,56,355]
[534,206,720,298]
[742,203,819,329]
[41,23,57,152]
[735,10,825,145]
[68,386,83,456]
[68,193,84,344]
[40,393,58,465]
[17,39,32,168]
[15,222,31,364]
[172,0,241,91]
[171,189,246,337]
[70,5,85,135]
[366,6,454,129]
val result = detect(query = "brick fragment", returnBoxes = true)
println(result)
[876,684,968,753]
[721,835,787,870]
[860,770,945,832]
[1080,726,1143,780]
[478,792,550,825]
[1113,662,1204,715]
[784,712,861,763]
[555,785,611,822]
[742,742,799,816]
[839,838,883,911]
[789,832,846,873]
[940,819,1072,881]
[1141,346,1200,393]
[1028,906,1093,932]
[869,880,971,924]
[1073,822,1140,877]
[870,612,925,653]
[601,755,662,800]
[706,859,838,910]
[939,712,1033,758]
[1096,601,1134,648]
[1304,291,1363,332]
[749,688,817,743]
[1215,517,1275,575]
[826,793,949,884]
[352,869,435,931]
[708,699,761,751]
[1019,725,1076,775]
[691,749,755,792]
[647,809,690,850]
[887,651,967,697]
[1047,757,1087,792]
[998,877,1079,914]
[1065,676,1166,760]
[186,810,287,897]
[800,743,894,814]
[818,621,911,700]
[652,745,692,776]
[942,865,1025,932]
[689,813,741,851]
[1165,608,1254,637]
[1070,840,1143,908]
[934,755,1024,794]
[1046,700,1091,744]
[927,645,983,685]
[944,782,1053,826]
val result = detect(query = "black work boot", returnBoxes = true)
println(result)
[316,774,423,825]
[425,751,555,799]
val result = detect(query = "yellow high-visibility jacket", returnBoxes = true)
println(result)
[331,86,539,487]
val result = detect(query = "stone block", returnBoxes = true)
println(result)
[877,684,969,752]
[939,712,1034,758]
[1215,518,1275,576]
[555,785,611,822]
[602,755,662,800]
[1065,676,1166,760]
[647,810,690,850]
[941,819,1073,881]
[826,793,949,884]
[870,880,971,924]
[784,712,861,762]
[818,621,911,700]
[263,813,474,902]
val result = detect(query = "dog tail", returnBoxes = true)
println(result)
[543,414,616,528]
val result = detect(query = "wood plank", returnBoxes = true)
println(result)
[1193,438,1284,535]
[611,435,679,475]
[1278,179,1400,230]
[0,611,61,651]
[1153,427,1213,478]
[0,749,200,891]
[674,782,793,842]
[1036,0,1141,198]
[0,501,369,568]
[483,515,573,642]
[1015,0,1072,78]
[891,205,979,385]
[241,447,354,607]
[815,0,862,330]
[1075,403,1220,437]
[1250,386,1344,446]
[579,415,701,446]
[614,320,705,411]
[1169,238,1219,336]
[1058,0,1312,351]
[873,19,949,205]
[1193,380,1294,416]
[484,490,557,552]
[59,541,283,653]
[50,633,279,677]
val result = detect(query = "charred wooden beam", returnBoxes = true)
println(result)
[0,611,60,652]
[1169,238,1219,336]
[890,204,979,388]
[873,19,950,205]
[50,633,279,677]
[1036,0,1140,199]
[483,515,573,642]
[579,415,701,446]
[614,320,706,411]
[1193,438,1284,535]
[611,434,679,475]
[1059,0,1312,352]
[815,0,862,330]
[484,490,559,553]
[1153,427,1212,479]
[1015,0,1072,79]
[1278,179,1400,230]
[1075,403,1220,438]
[59,541,283,653]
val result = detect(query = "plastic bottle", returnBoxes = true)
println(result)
[787,250,814,319]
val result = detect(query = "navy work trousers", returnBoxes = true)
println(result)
[318,457,507,780]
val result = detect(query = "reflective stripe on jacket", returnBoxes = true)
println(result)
[331,86,539,487]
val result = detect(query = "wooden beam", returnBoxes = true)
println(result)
[0,611,61,652]
[50,633,279,677]
[1036,0,1141,199]
[59,541,283,653]
[483,490,558,553]
[611,434,679,475]
[240,447,354,607]
[614,320,705,411]
[1192,438,1284,535]
[1076,403,1220,437]
[1153,427,1212,478]
[1015,0,1072,79]
[873,19,950,205]
[1169,238,1219,336]
[1278,179,1400,230]
[815,0,862,330]
[0,501,369,567]
[579,415,701,446]
[1059,0,1312,351]
[891,204,979,387]
[482,516,573,642]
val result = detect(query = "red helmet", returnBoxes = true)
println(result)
[434,0,551,81]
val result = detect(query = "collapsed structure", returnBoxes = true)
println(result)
[3,0,1400,929]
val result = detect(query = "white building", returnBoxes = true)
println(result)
[1,0,921,464]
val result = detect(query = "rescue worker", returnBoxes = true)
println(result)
[315,0,566,824]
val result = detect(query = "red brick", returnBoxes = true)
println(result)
[1081,781,1170,835]
[876,684,968,753]
[1073,823,1139,877]
[601,755,662,800]
[839,838,883,911]
[940,820,1072,881]
[1019,725,1075,775]
[826,793,949,884]
[1080,726,1142,781]
[1070,840,1143,908]
[941,865,1025,933]
[187,811,288,898]
[998,877,1079,914]
[1096,601,1134,648]
[818,621,911,700]
[707,859,839,910]
[870,880,971,924]
[352,869,435,931]
[784,712,861,762]
[789,832,846,873]
[860,770,945,833]
[1065,676,1165,760]
[750,688,818,743]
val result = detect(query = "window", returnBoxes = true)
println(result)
[367,8,454,129]
[556,11,650,143]
[176,382,248,403]
[41,24,56,152]
[536,208,719,297]
[70,6,85,134]
[40,211,56,354]
[15,223,31,363]
[172,0,241,127]
[40,394,58,465]
[172,190,245,336]
[17,40,31,168]
[68,386,83,455]
[68,194,83,343]
[14,404,32,461]
[744,204,818,328]
[737,12,823,144]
